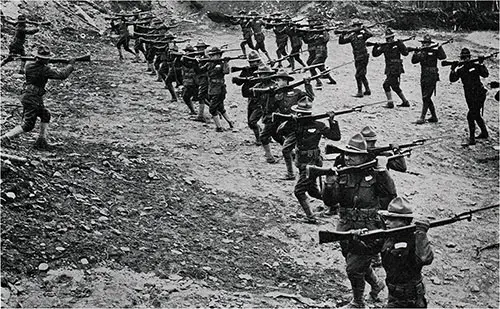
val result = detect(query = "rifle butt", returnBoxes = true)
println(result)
[441,61,454,67]
[325,144,342,155]
[272,113,291,123]
[319,231,346,244]
[306,165,333,180]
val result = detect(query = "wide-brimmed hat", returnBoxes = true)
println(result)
[17,14,27,22]
[384,28,395,39]
[206,46,222,55]
[33,45,52,59]
[420,34,434,43]
[183,44,195,52]
[273,69,294,81]
[247,50,261,63]
[335,133,369,154]
[291,96,315,114]
[360,126,377,142]
[255,65,274,75]
[351,18,363,26]
[460,48,471,59]
[195,40,209,49]
[379,197,414,218]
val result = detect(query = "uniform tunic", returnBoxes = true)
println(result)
[411,46,446,103]
[21,62,74,131]
[372,41,409,92]
[199,60,229,116]
[339,29,373,78]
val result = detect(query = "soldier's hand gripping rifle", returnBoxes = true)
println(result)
[366,35,416,48]
[14,54,91,64]
[407,38,453,53]
[324,135,452,155]
[318,204,499,244]
[292,59,355,74]
[442,51,499,67]
[272,99,391,124]
[250,68,333,95]
[334,18,394,35]
[188,54,247,63]
[306,150,411,181]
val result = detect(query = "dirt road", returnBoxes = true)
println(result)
[1,27,498,308]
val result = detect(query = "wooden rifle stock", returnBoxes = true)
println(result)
[442,51,499,67]
[334,18,394,35]
[19,54,91,63]
[326,139,425,155]
[319,204,499,243]
[407,38,453,53]
[196,55,246,63]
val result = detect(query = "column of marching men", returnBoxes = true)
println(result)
[0,10,499,309]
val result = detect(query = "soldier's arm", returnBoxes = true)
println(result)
[338,34,351,45]
[375,169,397,209]
[478,64,489,78]
[44,64,74,80]
[437,46,447,60]
[414,223,434,266]
[398,41,409,56]
[25,27,39,35]
[371,45,384,57]
[363,29,374,40]
[411,51,423,64]
[304,82,314,101]
[320,119,341,141]
[449,67,460,82]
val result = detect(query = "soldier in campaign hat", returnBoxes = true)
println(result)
[0,14,39,73]
[1,45,76,150]
[412,34,447,124]
[449,47,490,146]
[372,29,410,108]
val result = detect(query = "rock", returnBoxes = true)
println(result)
[80,258,89,265]
[53,171,62,177]
[471,285,480,292]
[171,249,182,255]
[55,247,65,252]
[168,274,183,281]
[38,263,49,271]
[214,148,223,155]
[431,276,441,285]
[5,192,16,200]
[446,242,457,248]
[120,247,130,252]
[238,274,253,280]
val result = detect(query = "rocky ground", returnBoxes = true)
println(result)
[1,1,499,308]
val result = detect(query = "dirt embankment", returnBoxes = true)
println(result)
[1,0,499,308]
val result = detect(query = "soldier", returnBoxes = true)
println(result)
[449,48,489,146]
[412,34,447,124]
[322,134,396,308]
[180,44,198,115]
[193,40,210,122]
[285,97,341,223]
[372,29,410,108]
[1,46,75,150]
[377,197,433,308]
[198,46,234,132]
[116,16,139,62]
[231,11,255,56]
[248,11,272,62]
[271,13,291,67]
[361,126,407,174]
[232,51,265,145]
[0,14,39,74]
[286,23,306,71]
[338,19,373,98]
[164,44,183,102]
[250,66,281,162]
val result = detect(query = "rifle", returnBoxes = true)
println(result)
[306,151,411,180]
[318,204,499,244]
[272,99,390,124]
[187,55,247,63]
[267,50,307,66]
[18,54,91,64]
[1,15,51,26]
[292,60,355,73]
[334,18,394,35]
[250,68,333,94]
[324,135,451,155]
[442,51,499,67]
[366,35,416,47]
[407,38,453,53]
[135,32,170,39]
[297,27,337,33]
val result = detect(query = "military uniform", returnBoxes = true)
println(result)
[322,134,396,308]
[274,24,289,64]
[289,100,340,222]
[411,35,447,124]
[372,29,409,108]
[286,25,306,70]
[338,20,373,97]
[165,46,183,101]
[239,19,255,55]
[252,77,281,148]
[194,41,210,122]
[116,19,137,60]
[449,48,489,145]
[303,26,336,87]
[249,14,271,61]
[180,45,198,114]
[376,197,434,308]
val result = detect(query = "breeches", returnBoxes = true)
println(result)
[354,55,369,78]
[21,96,51,132]
[294,164,322,201]
[247,102,262,130]
[209,93,226,116]
[383,74,402,92]
[260,121,283,146]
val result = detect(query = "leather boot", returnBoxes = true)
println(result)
[396,91,410,107]
[253,126,262,145]
[118,49,124,61]
[476,117,489,139]
[298,198,317,223]
[427,101,438,122]
[417,100,429,124]
[166,83,177,102]
[213,115,223,132]
[263,144,278,163]
[362,77,371,95]
[384,91,394,108]
[345,277,367,308]
[353,78,363,98]
[365,266,384,301]
[464,117,476,146]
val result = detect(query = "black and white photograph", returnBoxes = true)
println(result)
[0,0,499,307]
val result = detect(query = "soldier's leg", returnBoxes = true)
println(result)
[291,46,306,67]
[182,85,196,114]
[316,49,336,84]
[417,81,430,124]
[360,56,371,95]
[247,102,262,145]
[116,37,125,60]
[365,265,385,301]
[345,253,372,307]
[294,167,317,223]
[123,37,137,56]
[209,94,223,131]
[219,93,234,128]
[466,110,476,145]
[281,134,296,180]
[393,75,410,107]
[383,76,394,108]
[240,40,247,56]
[165,76,178,102]
[261,123,279,163]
